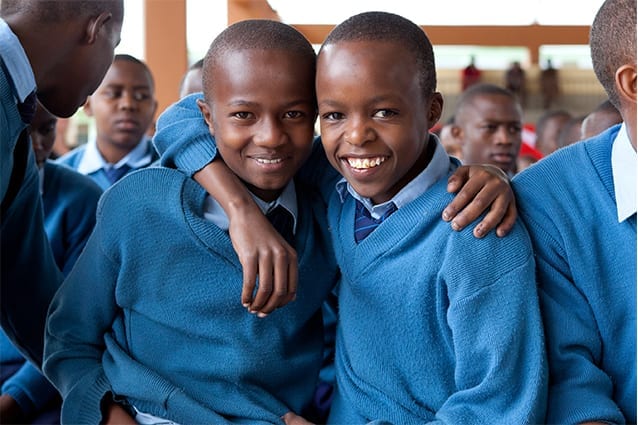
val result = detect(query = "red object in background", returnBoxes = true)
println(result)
[519,141,544,161]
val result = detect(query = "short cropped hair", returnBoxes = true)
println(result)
[590,0,636,109]
[319,11,437,98]
[1,0,123,23]
[113,54,155,90]
[202,20,316,102]
[453,83,519,121]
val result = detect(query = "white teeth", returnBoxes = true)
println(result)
[255,158,283,164]
[347,157,385,169]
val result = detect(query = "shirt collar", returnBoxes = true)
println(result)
[77,136,154,174]
[203,180,298,233]
[0,18,36,103]
[336,134,456,219]
[611,123,636,222]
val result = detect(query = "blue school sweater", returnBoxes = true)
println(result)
[56,140,158,190]
[43,167,339,425]
[42,161,103,275]
[152,94,547,423]
[513,125,636,424]
[0,162,101,418]
[325,173,547,424]
[0,51,62,367]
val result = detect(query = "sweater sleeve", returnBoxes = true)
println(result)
[436,227,547,424]
[152,93,218,176]
[1,142,62,368]
[520,211,625,424]
[43,207,120,425]
[1,361,58,417]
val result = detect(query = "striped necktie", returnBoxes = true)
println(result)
[266,205,295,248]
[354,199,397,243]
[104,164,132,185]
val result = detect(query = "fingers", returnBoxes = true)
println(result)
[245,242,298,318]
[495,199,517,238]
[443,165,515,238]
[240,254,258,307]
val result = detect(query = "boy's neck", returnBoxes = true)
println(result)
[96,139,139,165]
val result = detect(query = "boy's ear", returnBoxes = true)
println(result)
[428,92,444,126]
[86,12,113,44]
[616,64,637,104]
[196,98,215,136]
[83,96,94,117]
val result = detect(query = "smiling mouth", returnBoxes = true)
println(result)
[346,156,387,170]
[254,157,284,164]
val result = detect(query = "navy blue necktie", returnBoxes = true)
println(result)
[266,205,295,248]
[354,200,397,243]
[18,91,37,124]
[104,164,132,184]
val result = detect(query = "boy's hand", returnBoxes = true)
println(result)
[443,164,516,238]
[228,209,298,317]
[282,411,315,425]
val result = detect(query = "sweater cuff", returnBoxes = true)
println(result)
[61,371,111,425]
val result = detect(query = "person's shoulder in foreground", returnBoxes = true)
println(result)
[513,0,636,422]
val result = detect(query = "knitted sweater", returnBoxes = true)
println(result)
[56,140,159,190]
[513,125,636,424]
[43,167,339,425]
[152,94,547,424]
[42,161,103,275]
[0,53,62,367]
[0,162,101,417]
[326,174,547,424]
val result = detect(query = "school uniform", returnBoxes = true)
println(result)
[323,139,546,424]
[513,124,636,424]
[56,136,158,190]
[43,166,339,424]
[0,17,62,367]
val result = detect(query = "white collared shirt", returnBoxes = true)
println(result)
[77,137,155,174]
[203,180,298,233]
[0,18,36,103]
[611,123,636,222]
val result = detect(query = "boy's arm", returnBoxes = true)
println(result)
[444,164,516,238]
[153,95,297,315]
[43,222,119,425]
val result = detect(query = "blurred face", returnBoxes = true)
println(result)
[37,5,123,118]
[198,49,316,202]
[30,103,58,168]
[84,59,157,151]
[536,114,570,156]
[581,109,622,139]
[317,40,442,205]
[179,68,204,99]
[454,94,522,174]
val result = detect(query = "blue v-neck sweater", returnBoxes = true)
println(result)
[325,175,547,424]
[513,125,636,424]
[43,167,339,424]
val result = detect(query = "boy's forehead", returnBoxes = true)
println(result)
[100,61,153,87]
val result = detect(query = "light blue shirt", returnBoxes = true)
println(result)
[203,180,298,233]
[0,18,36,103]
[76,136,155,174]
[336,136,456,218]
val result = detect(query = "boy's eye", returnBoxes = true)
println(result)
[321,112,344,121]
[373,109,397,118]
[232,111,253,119]
[509,124,523,134]
[133,91,152,102]
[102,89,121,99]
[284,111,304,119]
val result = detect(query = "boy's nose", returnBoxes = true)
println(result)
[345,118,373,146]
[254,118,286,148]
[119,92,137,110]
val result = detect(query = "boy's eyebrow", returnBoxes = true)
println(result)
[227,98,314,109]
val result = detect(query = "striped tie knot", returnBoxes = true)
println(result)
[354,200,397,243]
